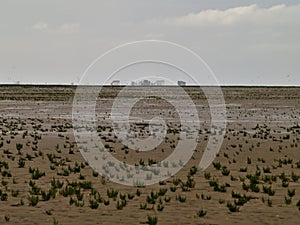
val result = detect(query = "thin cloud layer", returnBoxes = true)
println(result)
[32,22,48,30]
[157,4,300,27]
[59,23,80,34]
[31,22,80,34]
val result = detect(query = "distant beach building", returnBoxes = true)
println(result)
[177,80,186,86]
[131,81,137,86]
[139,80,151,86]
[111,80,120,86]
[154,80,165,86]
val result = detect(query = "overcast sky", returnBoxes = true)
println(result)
[0,0,299,85]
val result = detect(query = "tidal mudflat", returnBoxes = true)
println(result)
[0,85,300,224]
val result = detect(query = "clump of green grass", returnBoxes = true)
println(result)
[11,190,19,197]
[107,188,119,200]
[127,193,134,200]
[291,172,299,182]
[140,202,147,210]
[219,199,225,204]
[116,200,127,210]
[263,166,271,173]
[288,189,295,197]
[196,209,207,218]
[104,199,110,206]
[296,200,300,209]
[4,215,10,222]
[158,188,167,196]
[41,188,57,201]
[51,178,64,189]
[157,204,164,212]
[1,192,8,201]
[221,166,230,176]
[176,195,186,203]
[136,189,141,196]
[28,195,39,206]
[188,166,198,176]
[53,218,59,225]
[262,186,275,196]
[29,168,45,180]
[172,178,181,186]
[79,181,92,189]
[164,196,171,203]
[227,202,239,212]
[89,199,99,209]
[18,158,25,168]
[209,179,227,192]
[146,215,158,225]
[147,191,158,204]
[247,157,251,164]
[45,209,52,215]
[92,171,99,177]
[204,172,211,180]
[158,180,166,186]
[170,186,177,192]
[213,162,221,170]
[267,198,272,207]
[285,196,292,205]
[200,193,211,200]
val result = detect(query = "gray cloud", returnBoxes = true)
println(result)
[154,4,300,27]
[32,22,80,34]
[32,22,48,30]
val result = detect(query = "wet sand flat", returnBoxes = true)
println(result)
[0,85,300,224]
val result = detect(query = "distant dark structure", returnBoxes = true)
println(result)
[111,80,120,86]
[139,80,151,86]
[154,80,165,86]
[177,80,186,86]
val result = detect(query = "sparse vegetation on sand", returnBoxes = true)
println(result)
[0,86,300,224]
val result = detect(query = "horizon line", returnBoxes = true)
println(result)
[1,83,300,88]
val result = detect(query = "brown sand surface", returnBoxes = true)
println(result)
[0,85,300,224]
